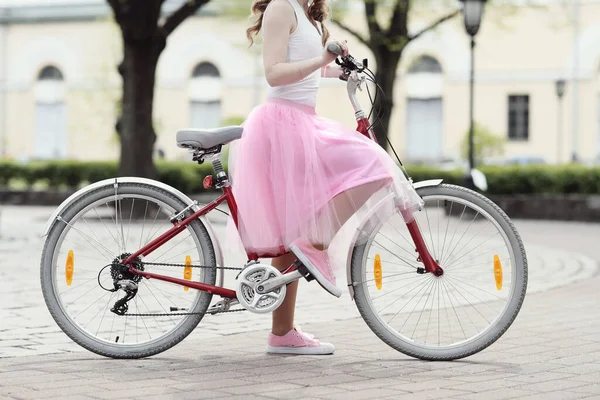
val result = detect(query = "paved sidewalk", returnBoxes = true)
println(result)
[0,206,598,358]
[0,273,599,400]
[1,207,600,399]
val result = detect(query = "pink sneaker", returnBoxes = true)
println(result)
[267,329,335,355]
[289,239,342,298]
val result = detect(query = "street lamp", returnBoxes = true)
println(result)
[460,0,487,190]
[555,79,566,164]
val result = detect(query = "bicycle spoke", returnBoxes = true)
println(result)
[442,277,486,332]
[440,279,467,341]
[142,282,177,326]
[82,215,117,257]
[144,205,163,246]
[378,276,432,315]
[370,274,425,302]
[423,279,439,344]
[377,229,419,263]
[152,234,193,262]
[409,279,437,339]
[126,198,135,251]
[444,231,500,268]
[139,201,149,249]
[71,289,112,321]
[446,240,505,271]
[438,204,467,263]
[372,239,418,270]
[145,280,194,308]
[388,277,435,326]
[97,205,121,252]
[445,274,505,301]
[385,219,418,254]
[439,201,453,262]
[92,292,117,335]
[357,271,415,285]
[442,221,491,267]
[444,276,498,320]
[439,208,479,267]
[58,219,114,260]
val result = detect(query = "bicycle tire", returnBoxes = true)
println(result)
[40,183,217,359]
[350,184,528,361]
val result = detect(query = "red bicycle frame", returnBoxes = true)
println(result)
[121,77,442,299]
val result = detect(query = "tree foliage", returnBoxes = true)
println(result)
[460,122,505,165]
[330,1,461,148]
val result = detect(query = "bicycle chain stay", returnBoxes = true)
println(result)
[119,261,247,316]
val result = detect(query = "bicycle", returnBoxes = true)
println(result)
[40,44,527,361]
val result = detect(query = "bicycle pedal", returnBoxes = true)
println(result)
[294,261,315,282]
[208,298,238,315]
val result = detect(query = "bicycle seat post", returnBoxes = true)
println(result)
[206,153,229,190]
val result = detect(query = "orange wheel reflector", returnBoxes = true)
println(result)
[494,254,503,290]
[65,250,74,286]
[184,255,193,292]
[374,254,382,290]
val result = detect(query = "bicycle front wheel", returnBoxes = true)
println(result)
[351,184,527,360]
[40,182,217,359]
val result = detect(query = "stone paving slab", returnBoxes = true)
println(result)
[0,272,599,399]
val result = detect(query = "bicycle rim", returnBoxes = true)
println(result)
[46,191,212,351]
[352,185,527,359]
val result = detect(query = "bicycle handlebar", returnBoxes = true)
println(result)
[327,42,343,56]
[327,42,371,122]
[327,42,367,74]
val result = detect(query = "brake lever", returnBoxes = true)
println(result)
[339,67,351,82]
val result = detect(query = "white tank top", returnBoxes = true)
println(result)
[264,0,323,107]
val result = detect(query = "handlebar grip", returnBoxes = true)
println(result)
[327,42,343,56]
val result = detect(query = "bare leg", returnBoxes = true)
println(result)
[270,180,389,336]
[271,251,298,336]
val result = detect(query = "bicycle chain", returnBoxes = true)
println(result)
[122,261,247,316]
[142,261,243,271]
[124,309,247,317]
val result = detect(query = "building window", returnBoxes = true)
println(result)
[508,95,529,140]
[189,62,221,129]
[35,65,67,159]
[405,55,444,162]
[408,55,443,74]
[38,66,64,81]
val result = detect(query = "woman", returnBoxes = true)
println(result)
[229,0,423,355]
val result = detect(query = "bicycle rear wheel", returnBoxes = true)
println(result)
[40,183,216,359]
[351,184,527,360]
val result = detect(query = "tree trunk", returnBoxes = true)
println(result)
[373,52,401,151]
[118,38,163,179]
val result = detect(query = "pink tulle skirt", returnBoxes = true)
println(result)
[227,98,423,258]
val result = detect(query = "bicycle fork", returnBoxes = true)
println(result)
[401,210,444,277]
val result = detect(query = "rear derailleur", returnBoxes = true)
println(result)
[108,254,144,316]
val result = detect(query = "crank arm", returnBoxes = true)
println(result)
[255,270,303,294]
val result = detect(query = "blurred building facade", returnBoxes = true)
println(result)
[0,0,599,165]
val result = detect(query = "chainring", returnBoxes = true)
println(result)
[236,264,286,314]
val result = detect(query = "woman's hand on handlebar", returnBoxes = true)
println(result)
[322,39,348,66]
